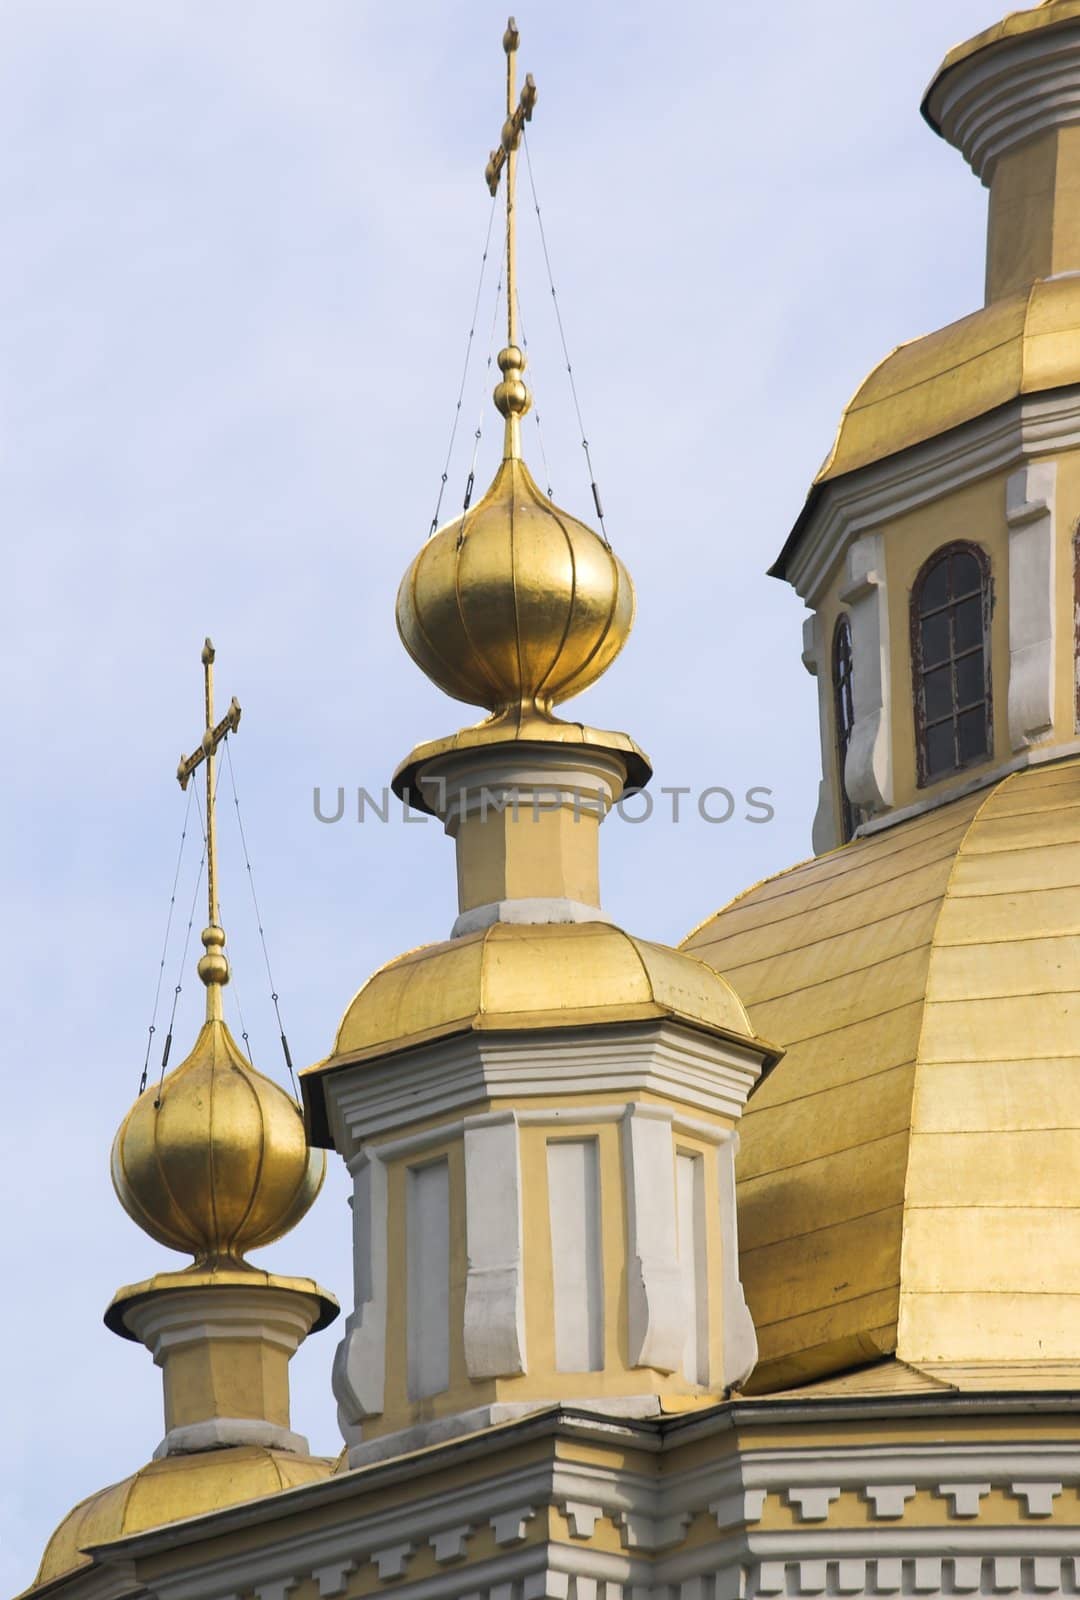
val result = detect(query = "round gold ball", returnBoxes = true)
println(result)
[397,454,635,718]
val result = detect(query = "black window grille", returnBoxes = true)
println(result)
[911,544,992,786]
[832,614,857,841]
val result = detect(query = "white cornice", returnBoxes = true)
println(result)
[325,1022,762,1156]
[928,24,1080,182]
[787,385,1080,606]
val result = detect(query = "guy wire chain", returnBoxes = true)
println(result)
[522,131,611,548]
[515,287,554,499]
[139,779,196,1095]
[156,785,209,1106]
[458,210,509,549]
[428,191,500,539]
[223,736,301,1105]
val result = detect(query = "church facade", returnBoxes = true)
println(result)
[24,7,1080,1600]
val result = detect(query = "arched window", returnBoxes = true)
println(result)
[832,614,857,841]
[911,543,992,785]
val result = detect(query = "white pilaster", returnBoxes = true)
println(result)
[1006,462,1057,750]
[802,614,839,855]
[621,1106,686,1375]
[718,1132,757,1390]
[332,1150,388,1427]
[463,1113,527,1379]
[840,532,893,814]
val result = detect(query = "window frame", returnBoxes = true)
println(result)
[832,612,858,842]
[910,541,993,788]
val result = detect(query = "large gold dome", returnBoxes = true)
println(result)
[683,756,1080,1393]
[111,1014,325,1266]
[396,446,634,722]
[32,1446,332,1589]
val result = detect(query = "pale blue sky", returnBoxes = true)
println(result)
[2,1,1002,1589]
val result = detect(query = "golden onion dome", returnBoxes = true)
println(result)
[302,921,778,1137]
[32,1446,332,1589]
[396,346,634,722]
[111,951,325,1266]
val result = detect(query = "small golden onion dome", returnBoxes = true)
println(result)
[302,922,779,1139]
[31,1446,332,1589]
[111,1003,325,1267]
[396,349,635,721]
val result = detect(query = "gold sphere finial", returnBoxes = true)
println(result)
[197,923,230,989]
[493,345,531,420]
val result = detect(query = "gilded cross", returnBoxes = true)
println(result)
[484,18,537,365]
[176,639,241,962]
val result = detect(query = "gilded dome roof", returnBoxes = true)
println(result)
[111,1014,325,1266]
[682,757,1080,1393]
[32,1445,332,1590]
[396,444,634,724]
[303,921,775,1132]
[813,274,1080,488]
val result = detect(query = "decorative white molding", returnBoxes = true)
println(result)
[372,1542,414,1580]
[452,899,614,939]
[312,1562,356,1597]
[801,613,839,856]
[937,1481,991,1517]
[324,1022,763,1155]
[1006,462,1057,749]
[491,1507,537,1546]
[785,1486,841,1523]
[429,1525,472,1563]
[332,1150,388,1426]
[927,25,1080,183]
[621,1106,686,1375]
[864,1483,916,1518]
[560,1502,602,1539]
[839,533,892,815]
[463,1113,527,1379]
[786,385,1080,606]
[254,1581,297,1600]
[154,1417,309,1460]
[1011,1480,1063,1516]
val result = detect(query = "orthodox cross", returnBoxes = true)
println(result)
[176,638,241,942]
[484,18,537,356]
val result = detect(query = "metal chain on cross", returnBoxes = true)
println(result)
[522,128,611,547]
[223,737,301,1105]
[155,796,208,1106]
[427,190,500,539]
[137,779,196,1096]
